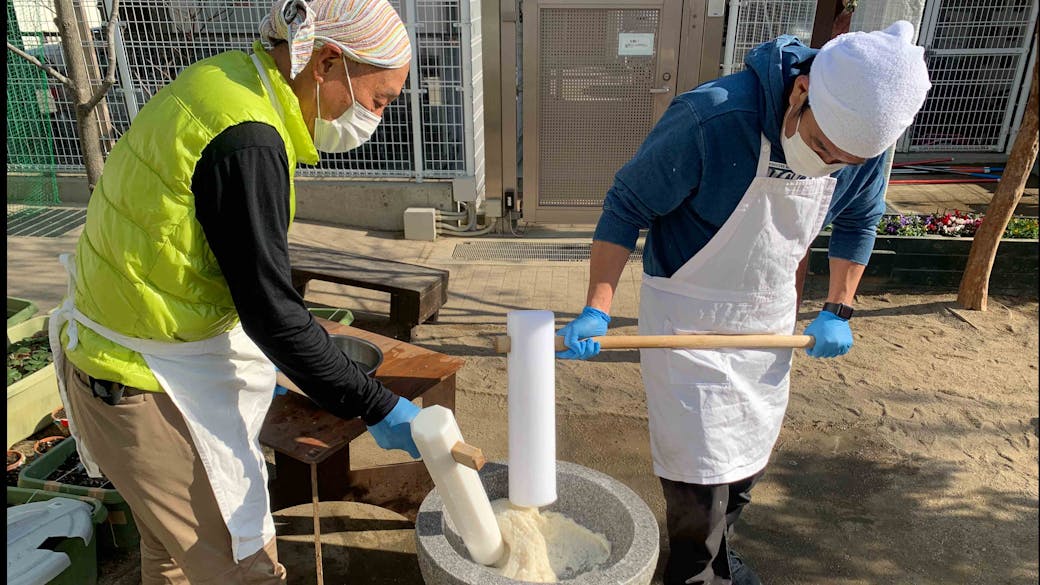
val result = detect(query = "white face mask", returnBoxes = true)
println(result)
[781,106,846,178]
[313,57,382,153]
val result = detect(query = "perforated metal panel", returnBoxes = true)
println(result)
[537,7,659,209]
[905,0,1038,152]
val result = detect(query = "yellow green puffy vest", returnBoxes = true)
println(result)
[62,42,319,392]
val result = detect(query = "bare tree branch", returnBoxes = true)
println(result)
[6,41,74,87]
[81,0,120,113]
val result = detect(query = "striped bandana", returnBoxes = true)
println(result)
[259,0,412,79]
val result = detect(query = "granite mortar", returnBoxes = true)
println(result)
[416,461,658,585]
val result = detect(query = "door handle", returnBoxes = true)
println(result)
[649,86,672,94]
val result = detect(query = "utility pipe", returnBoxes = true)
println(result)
[891,157,954,168]
[899,165,1001,179]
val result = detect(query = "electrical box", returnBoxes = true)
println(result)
[404,208,438,241]
[484,198,503,218]
[452,177,480,203]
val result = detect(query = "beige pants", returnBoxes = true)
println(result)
[64,360,287,584]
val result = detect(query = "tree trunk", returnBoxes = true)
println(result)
[74,0,115,151]
[54,0,105,191]
[810,0,842,48]
[957,60,1039,311]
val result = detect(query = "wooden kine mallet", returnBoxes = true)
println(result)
[493,333,815,354]
[450,441,486,470]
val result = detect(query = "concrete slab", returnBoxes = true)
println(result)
[293,178,454,232]
[5,211,84,313]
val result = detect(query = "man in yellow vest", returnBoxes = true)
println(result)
[48,1,416,581]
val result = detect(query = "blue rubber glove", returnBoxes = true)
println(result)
[804,310,853,358]
[556,306,611,360]
[367,396,421,458]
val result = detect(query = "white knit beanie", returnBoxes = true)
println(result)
[808,21,931,159]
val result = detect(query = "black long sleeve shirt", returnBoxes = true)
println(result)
[192,121,397,425]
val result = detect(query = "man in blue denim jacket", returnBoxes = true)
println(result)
[557,22,931,585]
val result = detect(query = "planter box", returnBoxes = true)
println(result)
[7,316,62,448]
[808,234,1039,295]
[18,436,139,550]
[7,486,106,585]
[7,297,38,328]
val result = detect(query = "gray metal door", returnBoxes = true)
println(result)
[901,0,1038,152]
[522,0,683,223]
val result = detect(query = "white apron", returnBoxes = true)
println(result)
[639,135,836,485]
[50,258,277,561]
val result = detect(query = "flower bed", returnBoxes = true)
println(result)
[874,211,1038,239]
[809,213,1039,294]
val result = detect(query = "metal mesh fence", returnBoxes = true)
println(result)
[417,0,465,174]
[7,0,61,214]
[306,0,417,176]
[5,0,474,180]
[723,0,817,75]
[718,0,1035,154]
[904,0,1038,152]
[908,53,1027,151]
[929,0,1036,51]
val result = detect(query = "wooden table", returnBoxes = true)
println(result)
[261,319,465,520]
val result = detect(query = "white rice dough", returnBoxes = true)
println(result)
[490,499,610,582]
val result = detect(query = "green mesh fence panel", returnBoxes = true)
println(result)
[7,0,60,218]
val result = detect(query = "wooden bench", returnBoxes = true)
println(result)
[289,243,449,341]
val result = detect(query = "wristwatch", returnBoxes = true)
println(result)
[822,302,854,320]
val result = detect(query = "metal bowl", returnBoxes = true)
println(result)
[329,334,384,377]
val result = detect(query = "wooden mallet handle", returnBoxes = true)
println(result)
[450,441,486,471]
[494,334,815,353]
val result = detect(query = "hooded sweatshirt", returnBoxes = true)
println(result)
[593,36,887,278]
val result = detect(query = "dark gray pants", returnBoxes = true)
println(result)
[660,471,764,585]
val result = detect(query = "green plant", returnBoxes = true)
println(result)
[1004,217,1039,239]
[7,331,52,385]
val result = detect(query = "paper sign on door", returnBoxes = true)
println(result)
[618,33,655,56]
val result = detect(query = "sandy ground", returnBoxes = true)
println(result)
[15,292,1037,584]
[415,292,1039,585]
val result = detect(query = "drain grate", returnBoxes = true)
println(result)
[452,241,643,263]
[6,207,87,238]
